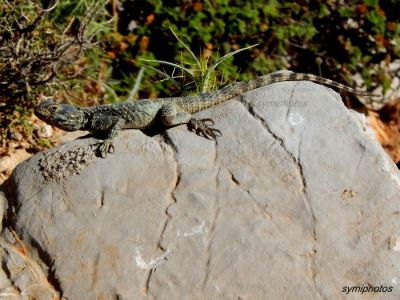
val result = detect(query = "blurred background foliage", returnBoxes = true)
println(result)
[112,0,399,100]
[1,0,400,158]
[0,0,111,150]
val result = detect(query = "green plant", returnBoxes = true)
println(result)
[110,0,398,102]
[139,28,257,95]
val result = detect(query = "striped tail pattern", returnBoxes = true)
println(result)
[184,72,379,114]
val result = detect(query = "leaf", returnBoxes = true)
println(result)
[141,65,181,89]
[139,58,196,80]
[202,44,258,93]
[127,66,145,101]
[170,27,201,70]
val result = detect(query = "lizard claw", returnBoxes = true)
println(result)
[95,140,115,158]
[188,118,222,140]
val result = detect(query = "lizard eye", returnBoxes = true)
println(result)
[48,105,59,113]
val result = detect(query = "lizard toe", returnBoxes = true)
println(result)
[108,143,115,154]
[95,140,114,158]
[189,118,221,140]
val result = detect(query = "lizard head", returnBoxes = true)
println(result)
[35,98,87,131]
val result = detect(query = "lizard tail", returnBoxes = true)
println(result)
[185,72,380,113]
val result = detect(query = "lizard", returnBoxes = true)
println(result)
[35,72,379,157]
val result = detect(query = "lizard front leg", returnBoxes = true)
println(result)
[90,115,125,158]
[160,103,221,140]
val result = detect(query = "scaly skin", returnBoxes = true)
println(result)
[35,72,379,157]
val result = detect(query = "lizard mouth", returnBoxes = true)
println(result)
[35,104,86,131]
[53,116,84,131]
[36,113,80,131]
[34,108,55,126]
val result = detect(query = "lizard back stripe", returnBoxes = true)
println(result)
[180,72,377,114]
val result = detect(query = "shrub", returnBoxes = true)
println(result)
[0,0,110,149]
[110,0,399,101]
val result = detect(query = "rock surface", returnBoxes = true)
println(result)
[0,81,400,299]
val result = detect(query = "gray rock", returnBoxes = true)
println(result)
[1,81,399,299]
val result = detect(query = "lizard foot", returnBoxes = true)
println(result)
[188,118,222,140]
[95,139,115,158]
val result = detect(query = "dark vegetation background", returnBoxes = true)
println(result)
[0,0,399,181]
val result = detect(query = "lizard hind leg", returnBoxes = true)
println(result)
[160,103,221,140]
[160,103,192,126]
